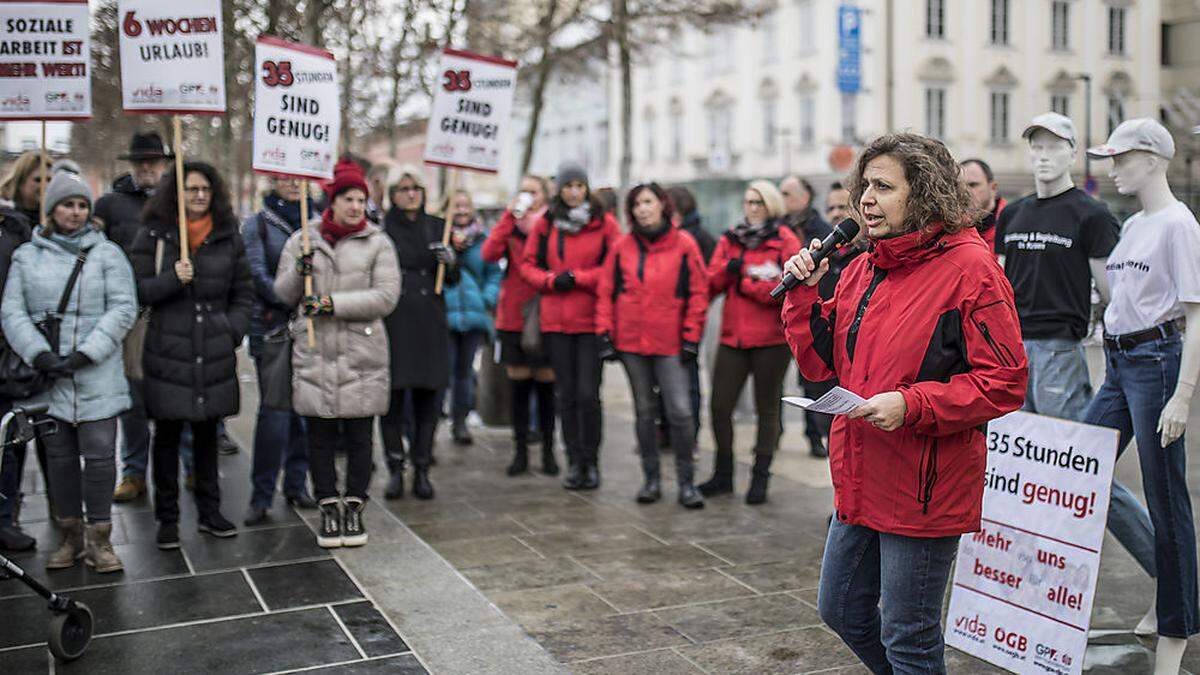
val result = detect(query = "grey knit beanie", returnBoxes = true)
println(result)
[43,169,93,216]
[555,161,588,188]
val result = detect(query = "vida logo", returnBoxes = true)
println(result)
[954,614,987,638]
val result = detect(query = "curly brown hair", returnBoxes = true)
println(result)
[846,133,972,234]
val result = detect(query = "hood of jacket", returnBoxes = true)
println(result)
[867,225,980,271]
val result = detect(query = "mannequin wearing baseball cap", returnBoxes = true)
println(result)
[998,112,1120,423]
[1083,119,1200,674]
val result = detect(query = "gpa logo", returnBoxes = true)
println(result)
[300,150,321,161]
[179,83,205,95]
[44,92,70,103]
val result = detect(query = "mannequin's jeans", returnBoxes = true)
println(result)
[1085,335,1198,638]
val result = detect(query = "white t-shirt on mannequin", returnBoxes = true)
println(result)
[1103,201,1200,336]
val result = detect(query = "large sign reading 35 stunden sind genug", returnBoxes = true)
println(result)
[252,36,340,181]
[944,411,1118,675]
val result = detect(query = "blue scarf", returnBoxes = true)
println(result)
[48,227,88,254]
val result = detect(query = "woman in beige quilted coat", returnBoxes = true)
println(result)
[274,162,399,548]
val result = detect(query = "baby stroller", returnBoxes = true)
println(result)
[0,403,94,661]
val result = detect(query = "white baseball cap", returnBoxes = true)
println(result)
[1087,118,1176,160]
[1021,112,1077,145]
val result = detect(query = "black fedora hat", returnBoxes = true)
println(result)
[118,132,174,161]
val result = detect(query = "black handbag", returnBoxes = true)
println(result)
[0,249,89,399]
[259,323,293,411]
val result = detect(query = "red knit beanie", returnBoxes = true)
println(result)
[325,158,369,202]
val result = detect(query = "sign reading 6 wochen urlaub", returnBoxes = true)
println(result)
[423,48,518,174]
[252,36,340,181]
[118,0,225,114]
[0,0,91,120]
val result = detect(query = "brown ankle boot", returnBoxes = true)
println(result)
[46,517,85,570]
[85,522,124,573]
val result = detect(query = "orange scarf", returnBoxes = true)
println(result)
[187,213,213,253]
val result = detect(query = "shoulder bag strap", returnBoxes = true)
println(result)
[56,248,90,315]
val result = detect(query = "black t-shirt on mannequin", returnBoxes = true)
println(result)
[999,187,1120,341]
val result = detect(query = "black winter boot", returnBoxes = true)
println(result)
[413,468,435,500]
[562,462,585,490]
[384,469,405,500]
[507,439,529,476]
[452,418,473,445]
[636,477,662,503]
[540,442,559,476]
[746,454,773,505]
[698,451,734,497]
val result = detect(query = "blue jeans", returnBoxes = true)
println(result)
[819,518,959,674]
[250,355,309,509]
[446,330,485,422]
[119,377,151,479]
[620,353,695,484]
[1084,335,1198,638]
[1022,337,1093,420]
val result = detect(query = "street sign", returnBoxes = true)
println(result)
[837,5,861,94]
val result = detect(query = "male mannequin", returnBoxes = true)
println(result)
[998,112,1120,421]
[1087,119,1200,674]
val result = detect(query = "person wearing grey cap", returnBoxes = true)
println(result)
[998,112,1120,422]
[1,169,137,573]
[1082,118,1200,673]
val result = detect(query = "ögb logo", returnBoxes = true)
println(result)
[994,626,1028,653]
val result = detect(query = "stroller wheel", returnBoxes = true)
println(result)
[48,602,93,661]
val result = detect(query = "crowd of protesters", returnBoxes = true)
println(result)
[1,115,1198,673]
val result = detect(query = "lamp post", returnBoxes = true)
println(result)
[1076,73,1092,188]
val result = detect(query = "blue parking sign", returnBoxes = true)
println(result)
[837,5,861,94]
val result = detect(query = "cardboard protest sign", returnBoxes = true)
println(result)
[252,36,339,181]
[944,411,1119,675]
[423,48,517,174]
[118,0,225,114]
[0,0,91,120]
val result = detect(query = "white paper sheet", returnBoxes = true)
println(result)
[782,386,868,415]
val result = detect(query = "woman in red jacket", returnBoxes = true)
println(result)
[698,180,800,505]
[782,133,1027,674]
[519,162,620,490]
[596,184,708,508]
[482,175,558,476]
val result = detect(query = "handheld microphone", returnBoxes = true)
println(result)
[770,218,861,299]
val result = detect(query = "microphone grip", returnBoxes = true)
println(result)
[769,245,832,299]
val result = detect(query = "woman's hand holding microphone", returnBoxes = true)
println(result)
[782,238,831,289]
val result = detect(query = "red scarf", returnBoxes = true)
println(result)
[319,208,367,246]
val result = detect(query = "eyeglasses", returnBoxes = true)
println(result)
[743,199,765,208]
[185,187,212,195]
[396,186,422,194]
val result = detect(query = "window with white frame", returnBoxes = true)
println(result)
[670,108,683,163]
[644,112,656,163]
[1108,6,1126,55]
[990,0,1009,45]
[1107,96,1125,136]
[926,0,945,39]
[799,95,815,147]
[1051,1,1070,50]
[1051,93,1070,117]
[840,93,857,143]
[989,91,1010,143]
[925,87,946,139]
[707,104,733,164]
[797,0,815,53]
[762,13,778,64]
[763,100,778,154]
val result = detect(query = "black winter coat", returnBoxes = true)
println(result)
[382,207,459,390]
[130,215,254,421]
[95,174,153,256]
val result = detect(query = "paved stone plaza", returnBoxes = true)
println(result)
[1,349,1199,673]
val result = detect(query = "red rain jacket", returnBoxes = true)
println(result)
[481,208,541,333]
[518,212,621,335]
[596,227,709,355]
[782,226,1027,537]
[708,225,801,349]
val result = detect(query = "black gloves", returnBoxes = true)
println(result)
[302,295,334,317]
[296,252,314,277]
[726,258,743,276]
[62,351,91,373]
[598,333,618,362]
[680,341,700,364]
[429,242,456,266]
[552,271,576,292]
[33,352,64,374]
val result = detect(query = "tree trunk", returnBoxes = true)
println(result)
[304,0,327,47]
[519,0,561,175]
[614,0,632,190]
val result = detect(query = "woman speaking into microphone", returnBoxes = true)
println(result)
[781,133,1028,674]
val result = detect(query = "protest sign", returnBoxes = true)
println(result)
[118,0,225,114]
[252,36,340,181]
[423,48,517,174]
[944,411,1118,675]
[0,0,91,120]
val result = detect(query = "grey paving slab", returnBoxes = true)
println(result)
[527,613,692,662]
[653,593,823,643]
[588,568,755,612]
[461,556,602,593]
[487,584,616,627]
[574,544,728,579]
[567,649,704,674]
[675,626,859,674]
[517,525,666,557]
